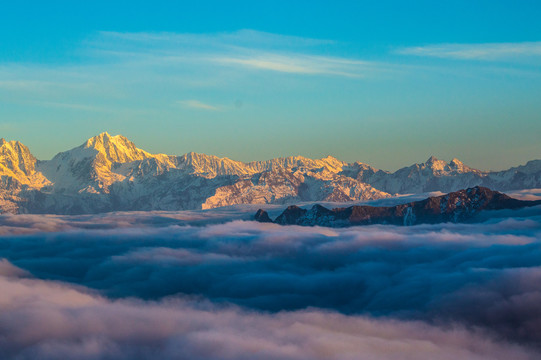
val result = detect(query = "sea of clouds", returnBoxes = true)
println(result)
[0,197,540,359]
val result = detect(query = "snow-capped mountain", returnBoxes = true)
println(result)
[0,132,539,214]
[345,156,487,194]
[346,156,541,195]
[38,132,169,194]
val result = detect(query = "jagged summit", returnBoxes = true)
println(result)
[83,132,153,163]
[175,152,348,178]
[37,133,156,193]
[0,139,37,176]
[247,154,347,174]
[422,155,449,171]
[0,139,50,191]
[423,156,467,169]
[421,156,476,174]
[177,151,255,177]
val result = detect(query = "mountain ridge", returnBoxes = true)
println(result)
[255,186,541,227]
[0,133,539,214]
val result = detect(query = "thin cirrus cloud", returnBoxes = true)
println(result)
[177,99,222,111]
[0,30,374,99]
[213,54,376,77]
[398,41,541,61]
[96,29,335,49]
[89,30,385,78]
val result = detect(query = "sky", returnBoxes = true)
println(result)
[0,1,540,171]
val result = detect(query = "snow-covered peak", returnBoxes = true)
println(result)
[83,132,152,163]
[0,139,37,176]
[0,139,50,190]
[248,155,347,174]
[318,155,347,172]
[450,158,463,165]
[448,158,476,173]
[176,151,251,177]
[351,161,379,171]
[175,153,348,178]
[38,133,156,193]
[423,156,448,172]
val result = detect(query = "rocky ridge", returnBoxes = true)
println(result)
[255,187,541,227]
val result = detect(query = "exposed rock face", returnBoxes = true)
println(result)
[274,205,307,225]
[0,133,540,215]
[254,209,273,223]
[258,187,541,227]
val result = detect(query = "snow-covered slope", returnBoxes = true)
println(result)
[37,132,165,193]
[0,139,50,190]
[484,160,541,190]
[349,156,541,195]
[0,139,51,213]
[0,133,539,214]
[350,156,488,194]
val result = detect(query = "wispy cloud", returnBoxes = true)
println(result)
[177,99,221,111]
[213,54,374,77]
[0,30,385,115]
[87,30,385,78]
[398,42,541,61]
[95,29,335,50]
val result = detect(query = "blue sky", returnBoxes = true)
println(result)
[1,1,540,170]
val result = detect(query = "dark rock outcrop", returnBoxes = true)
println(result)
[274,205,307,225]
[256,186,541,227]
[254,209,273,223]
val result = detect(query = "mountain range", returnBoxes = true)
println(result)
[255,186,541,227]
[0,132,539,214]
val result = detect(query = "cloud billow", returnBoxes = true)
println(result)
[1,270,537,360]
